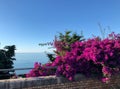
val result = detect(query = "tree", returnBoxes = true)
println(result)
[0,45,16,79]
[54,31,84,56]
[47,31,84,62]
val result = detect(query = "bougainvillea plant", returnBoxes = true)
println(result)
[26,31,84,78]
[52,32,120,82]
[27,32,120,83]
[26,62,56,77]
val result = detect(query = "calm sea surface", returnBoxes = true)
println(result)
[13,53,49,74]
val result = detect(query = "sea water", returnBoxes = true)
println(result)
[13,53,49,74]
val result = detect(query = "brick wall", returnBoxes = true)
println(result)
[24,74,120,89]
[0,74,120,89]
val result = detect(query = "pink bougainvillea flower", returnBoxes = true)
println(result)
[101,77,110,83]
[26,32,120,82]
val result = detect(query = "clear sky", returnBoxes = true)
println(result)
[0,0,120,53]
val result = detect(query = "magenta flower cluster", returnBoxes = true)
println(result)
[26,32,120,83]
[26,62,55,77]
[52,32,120,82]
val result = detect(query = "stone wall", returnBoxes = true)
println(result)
[0,74,120,89]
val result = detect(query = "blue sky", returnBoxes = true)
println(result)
[0,0,120,53]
